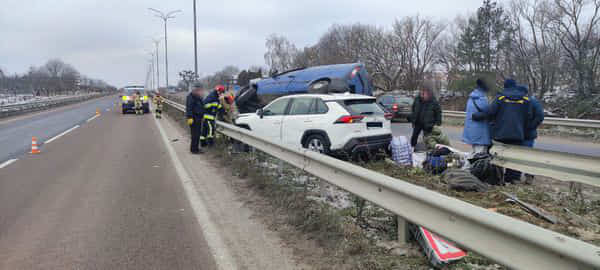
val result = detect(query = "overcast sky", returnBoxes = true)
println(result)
[0,0,486,87]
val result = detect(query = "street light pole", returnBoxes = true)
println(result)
[148,55,155,91]
[151,38,161,89]
[149,8,181,90]
[193,0,198,76]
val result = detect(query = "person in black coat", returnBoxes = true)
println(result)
[186,82,206,154]
[487,79,534,183]
[408,82,442,148]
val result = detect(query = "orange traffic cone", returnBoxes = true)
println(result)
[30,136,41,154]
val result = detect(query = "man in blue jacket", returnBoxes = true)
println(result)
[518,84,544,184]
[186,82,206,154]
[462,79,491,155]
[487,79,533,183]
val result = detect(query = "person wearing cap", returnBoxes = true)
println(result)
[487,79,533,183]
[201,84,226,147]
[186,82,206,154]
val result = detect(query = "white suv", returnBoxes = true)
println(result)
[234,93,392,158]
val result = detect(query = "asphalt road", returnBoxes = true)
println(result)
[0,103,216,269]
[0,96,116,162]
[392,122,600,157]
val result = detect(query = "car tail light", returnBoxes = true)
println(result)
[350,67,360,78]
[384,113,393,120]
[334,115,365,124]
[392,104,399,111]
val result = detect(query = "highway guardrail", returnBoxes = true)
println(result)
[490,141,600,188]
[0,94,104,118]
[443,110,600,129]
[162,98,600,269]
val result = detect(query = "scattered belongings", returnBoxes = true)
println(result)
[442,169,489,192]
[389,136,413,166]
[502,192,557,224]
[469,152,503,185]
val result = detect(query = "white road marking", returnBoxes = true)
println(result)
[153,116,237,270]
[44,125,79,144]
[0,159,18,169]
[86,114,100,122]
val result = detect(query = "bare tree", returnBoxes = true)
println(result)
[392,16,446,90]
[550,0,600,96]
[264,34,298,74]
[509,0,562,99]
[178,70,198,90]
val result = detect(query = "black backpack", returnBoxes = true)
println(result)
[469,153,503,185]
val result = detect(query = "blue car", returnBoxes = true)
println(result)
[235,63,373,113]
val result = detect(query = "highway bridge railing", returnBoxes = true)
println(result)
[444,110,600,129]
[0,93,105,119]
[163,98,600,270]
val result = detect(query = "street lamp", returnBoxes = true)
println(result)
[151,38,161,89]
[147,53,155,91]
[148,8,181,90]
[193,0,198,76]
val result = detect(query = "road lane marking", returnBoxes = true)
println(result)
[153,116,237,270]
[86,114,100,122]
[0,159,18,169]
[44,125,79,144]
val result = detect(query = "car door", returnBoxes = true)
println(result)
[281,97,316,148]
[255,97,291,143]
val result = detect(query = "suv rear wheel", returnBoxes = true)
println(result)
[303,134,330,154]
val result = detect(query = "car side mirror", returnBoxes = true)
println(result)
[257,108,264,119]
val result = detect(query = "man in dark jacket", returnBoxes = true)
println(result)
[186,82,206,154]
[487,79,533,182]
[409,82,442,148]
[518,84,544,184]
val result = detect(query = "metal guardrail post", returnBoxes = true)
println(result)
[397,216,409,244]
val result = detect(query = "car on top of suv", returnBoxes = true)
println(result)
[235,63,374,113]
[234,93,392,159]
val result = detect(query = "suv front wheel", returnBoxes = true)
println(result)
[303,134,330,154]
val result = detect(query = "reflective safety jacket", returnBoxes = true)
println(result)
[202,90,223,120]
[153,95,164,108]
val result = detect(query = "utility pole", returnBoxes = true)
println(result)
[151,38,161,89]
[193,0,198,76]
[148,56,155,91]
[149,8,181,90]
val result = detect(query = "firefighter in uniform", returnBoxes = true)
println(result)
[134,91,143,115]
[186,82,206,154]
[153,93,164,119]
[201,85,226,147]
[219,91,236,123]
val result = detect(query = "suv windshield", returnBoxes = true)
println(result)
[343,99,384,115]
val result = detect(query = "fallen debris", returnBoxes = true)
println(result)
[502,192,557,224]
[411,224,467,268]
[442,169,489,192]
